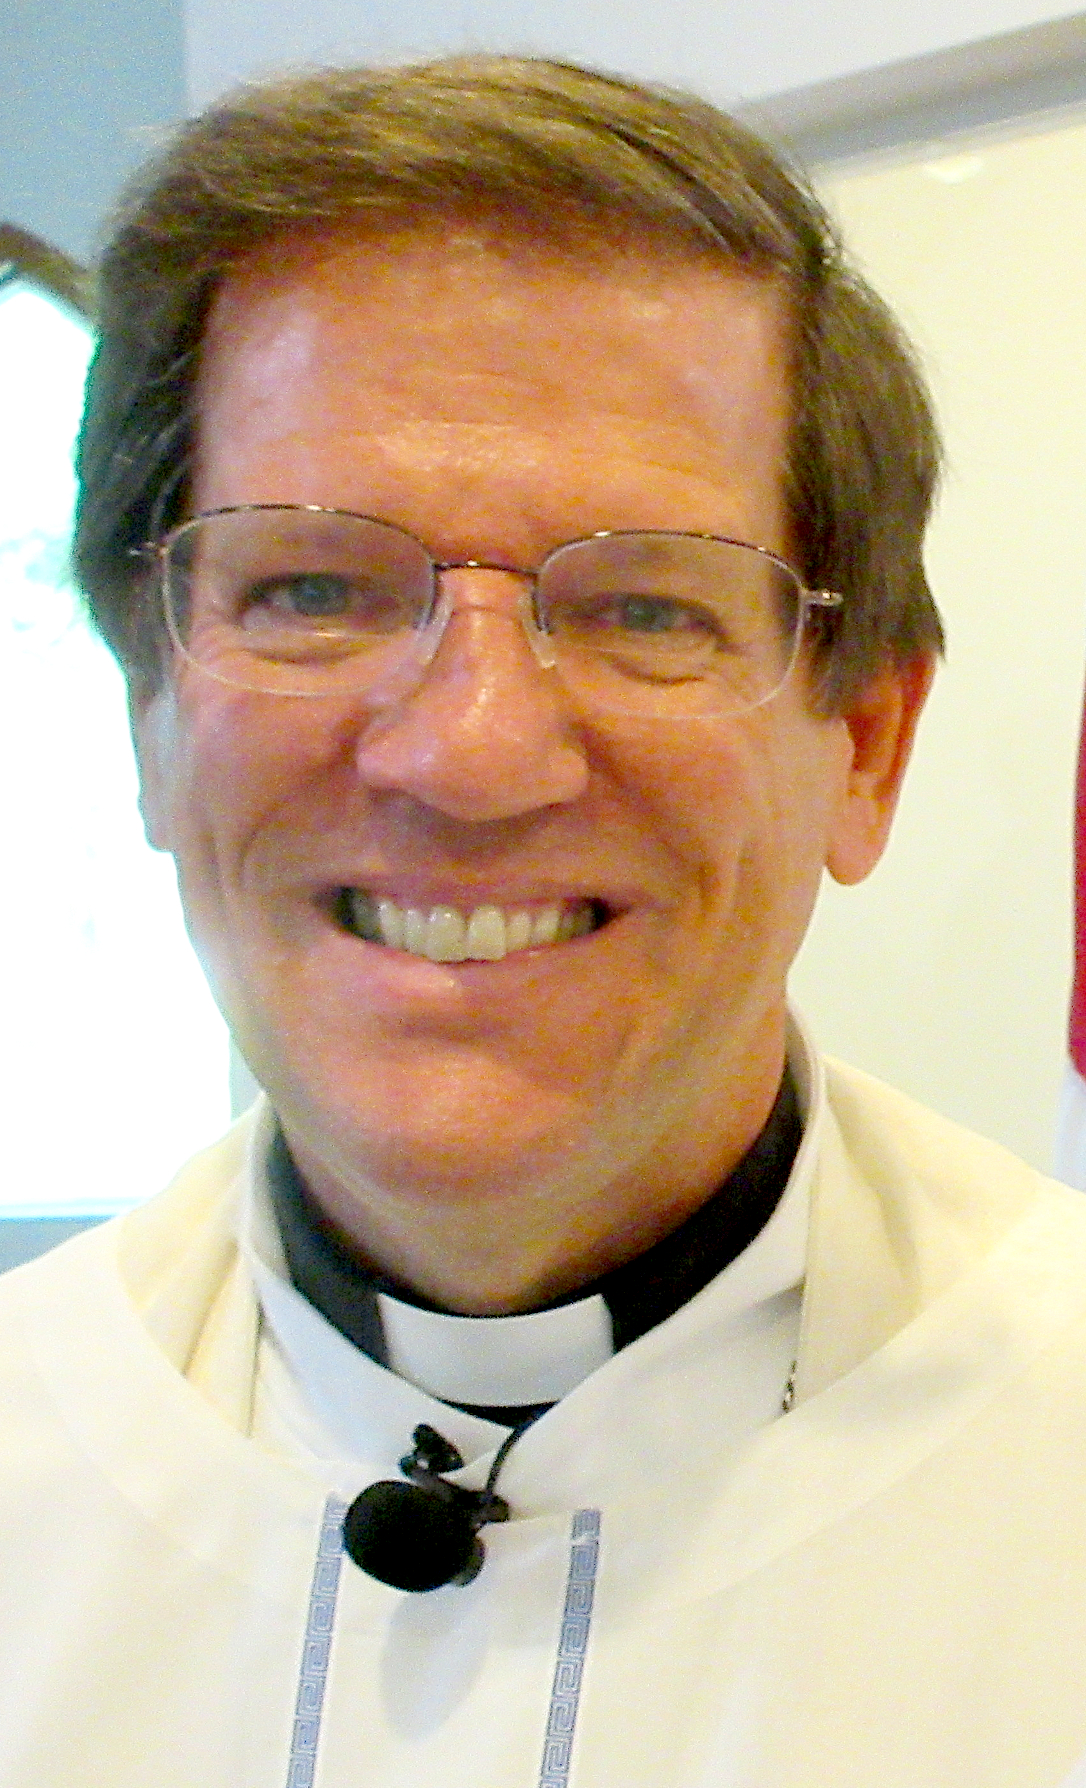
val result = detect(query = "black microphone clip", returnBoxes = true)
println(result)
[342,1423,512,1593]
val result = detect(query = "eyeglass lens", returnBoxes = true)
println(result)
[162,508,804,716]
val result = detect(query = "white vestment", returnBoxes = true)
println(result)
[4,1050,1086,1787]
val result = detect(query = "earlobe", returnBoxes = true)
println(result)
[128,683,178,853]
[825,654,936,887]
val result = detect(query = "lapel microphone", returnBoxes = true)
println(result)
[342,1422,525,1592]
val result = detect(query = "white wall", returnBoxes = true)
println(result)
[791,116,1086,1170]
[1,0,185,262]
[186,0,1086,125]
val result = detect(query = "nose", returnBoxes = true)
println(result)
[350,570,589,822]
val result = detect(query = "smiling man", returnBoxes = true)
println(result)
[143,227,899,1313]
[5,54,1086,1788]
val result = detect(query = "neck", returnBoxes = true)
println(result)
[277,1048,789,1315]
[268,1067,802,1403]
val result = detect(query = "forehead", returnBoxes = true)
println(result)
[194,226,793,547]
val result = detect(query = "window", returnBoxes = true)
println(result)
[0,234,231,1218]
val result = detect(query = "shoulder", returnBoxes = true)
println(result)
[791,1055,1086,1401]
[824,1055,1066,1201]
[0,1108,269,1551]
[0,1105,261,1382]
[819,1054,1086,1295]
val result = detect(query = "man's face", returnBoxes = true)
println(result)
[133,228,919,1306]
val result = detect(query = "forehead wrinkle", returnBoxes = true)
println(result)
[359,413,744,476]
[309,418,762,556]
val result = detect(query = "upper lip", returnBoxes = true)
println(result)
[338,884,609,908]
[320,872,635,914]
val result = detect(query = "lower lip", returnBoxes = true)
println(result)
[320,911,619,1015]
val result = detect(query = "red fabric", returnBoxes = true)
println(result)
[1071,692,1086,1077]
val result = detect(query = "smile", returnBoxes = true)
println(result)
[341,892,605,963]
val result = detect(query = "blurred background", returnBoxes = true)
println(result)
[2,1,1084,1256]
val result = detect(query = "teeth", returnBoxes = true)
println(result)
[403,907,428,956]
[464,905,506,961]
[428,907,468,962]
[346,893,596,962]
[506,910,533,953]
[376,898,404,951]
[531,907,560,947]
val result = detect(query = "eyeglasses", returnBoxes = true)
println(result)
[151,505,842,719]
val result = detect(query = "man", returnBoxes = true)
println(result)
[3,53,1086,1787]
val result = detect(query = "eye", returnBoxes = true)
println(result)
[244,573,357,621]
[606,594,717,637]
[557,591,728,647]
[237,571,413,635]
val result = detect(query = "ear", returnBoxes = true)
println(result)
[127,682,179,853]
[825,654,936,886]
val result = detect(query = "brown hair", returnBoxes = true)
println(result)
[73,54,943,707]
[0,223,95,318]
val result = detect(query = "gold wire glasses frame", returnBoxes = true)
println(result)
[151,505,843,719]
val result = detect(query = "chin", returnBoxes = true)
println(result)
[275,1053,600,1203]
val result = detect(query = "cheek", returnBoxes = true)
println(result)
[141,690,338,963]
[745,722,852,931]
[631,725,778,895]
[175,687,338,843]
[652,718,842,952]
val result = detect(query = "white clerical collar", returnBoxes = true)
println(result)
[376,1292,613,1405]
[240,1012,820,1457]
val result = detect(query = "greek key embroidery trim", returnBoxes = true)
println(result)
[538,1508,602,1788]
[287,1494,348,1788]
